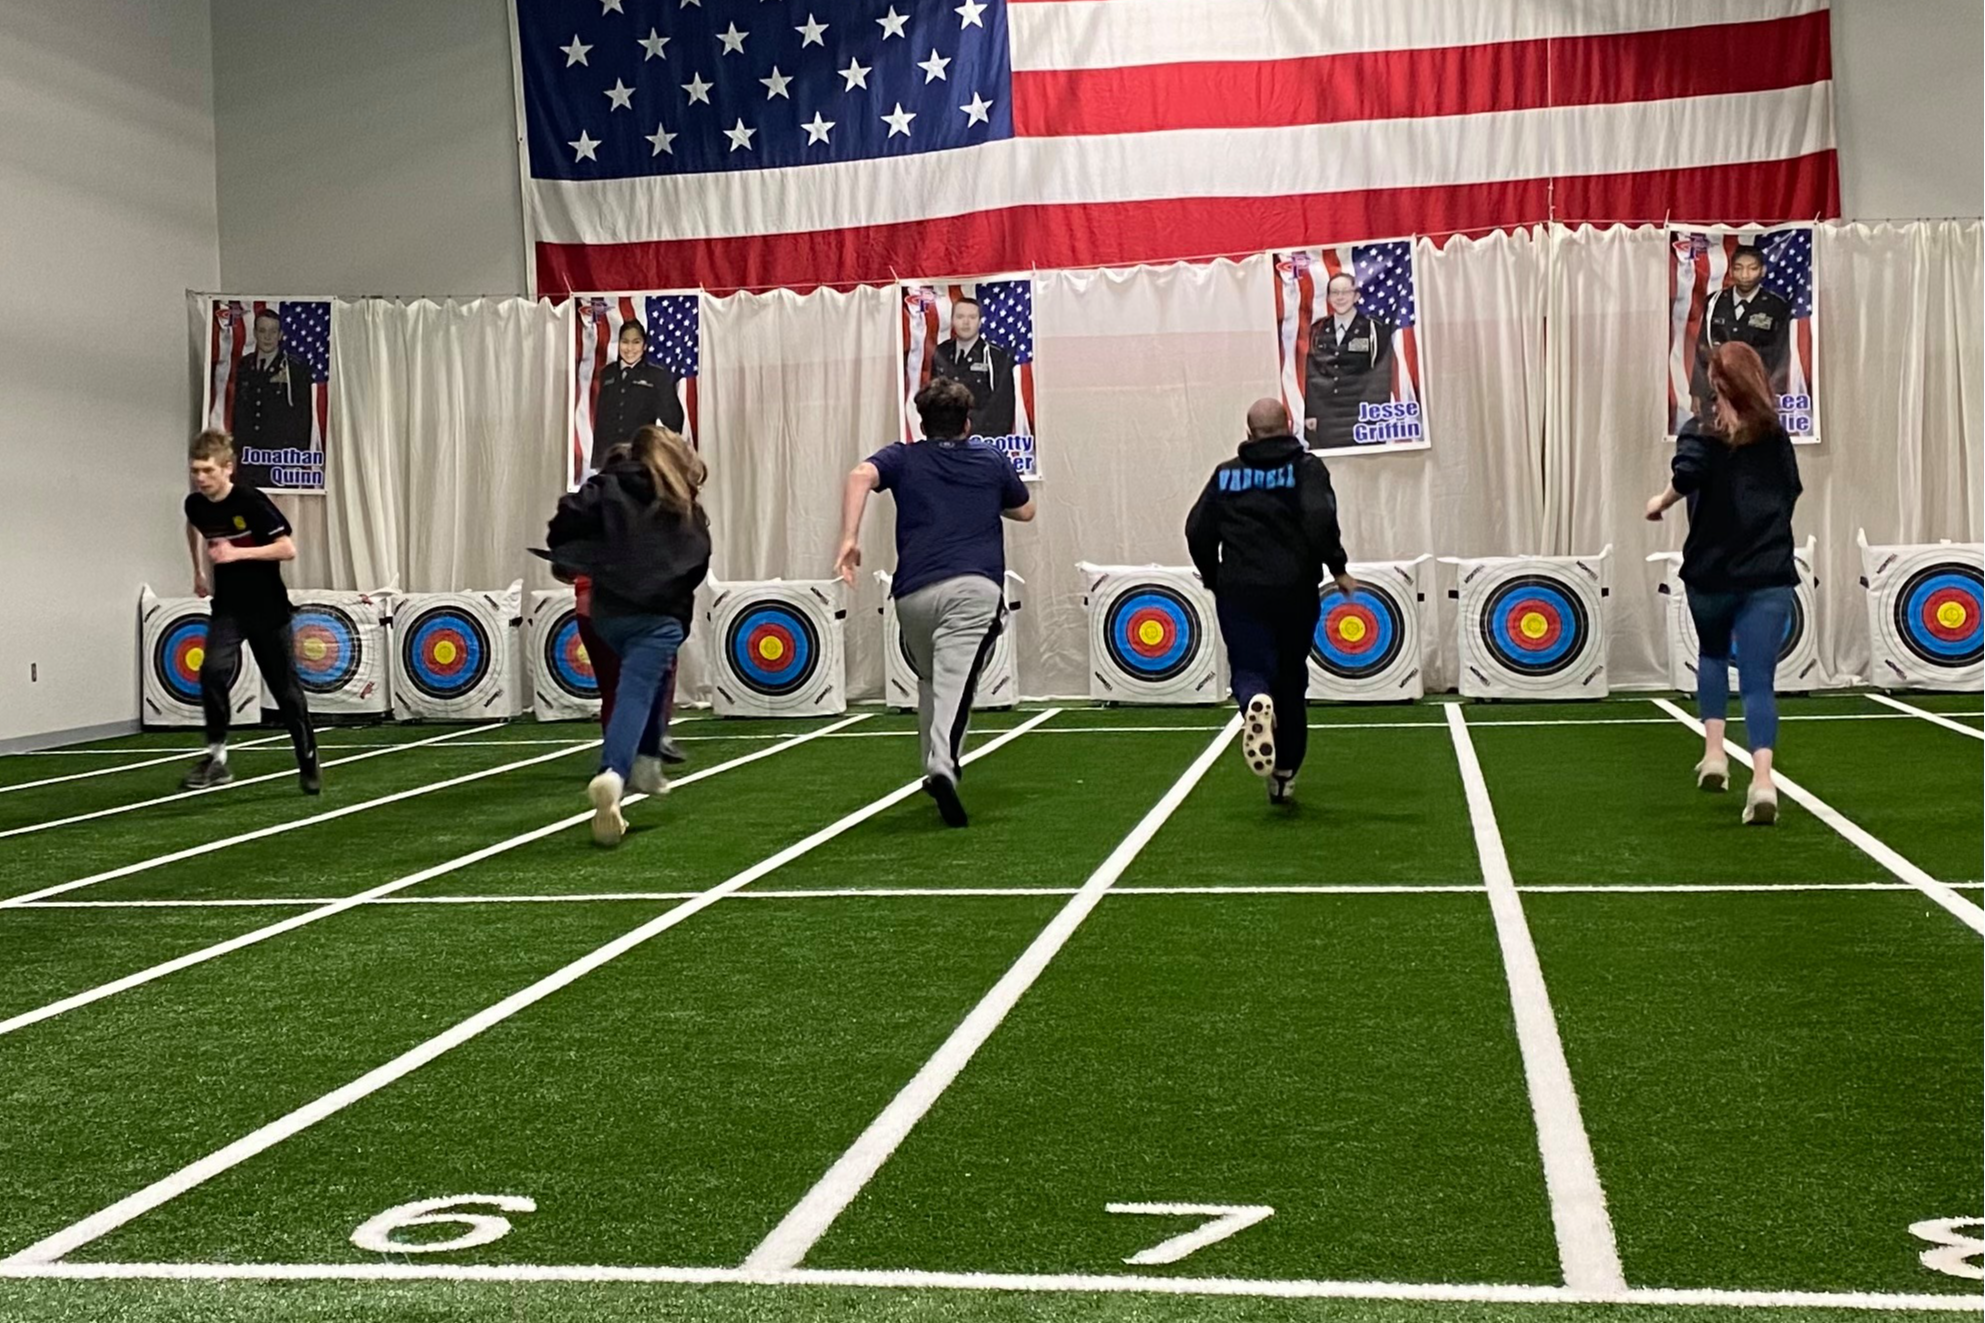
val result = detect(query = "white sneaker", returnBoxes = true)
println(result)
[1742,783,1779,826]
[629,755,671,797]
[588,770,627,847]
[1696,758,1729,792]
[1242,694,1277,778]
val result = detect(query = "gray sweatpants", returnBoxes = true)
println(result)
[894,574,1004,783]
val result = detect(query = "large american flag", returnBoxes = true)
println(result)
[1275,241,1422,431]
[514,0,1839,294]
[1665,225,1817,439]
[571,292,700,485]
[900,278,1034,472]
[205,299,329,468]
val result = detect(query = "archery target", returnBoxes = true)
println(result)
[1079,564,1220,704]
[389,584,522,720]
[706,578,847,717]
[275,591,391,715]
[879,572,1023,711]
[1860,534,1984,690]
[527,589,601,721]
[138,588,260,728]
[1452,551,1610,699]
[1308,557,1428,702]
[1650,543,1825,693]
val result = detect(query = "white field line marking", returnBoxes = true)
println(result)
[745,717,1241,1272]
[0,714,883,1038]
[0,736,598,910]
[0,734,294,794]
[1,710,1059,1266]
[1867,693,1985,741]
[1444,704,1625,1293]
[1106,1203,1276,1266]
[0,1261,1975,1312]
[0,724,505,841]
[1652,698,1985,936]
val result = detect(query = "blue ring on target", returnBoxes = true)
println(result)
[1105,587,1200,682]
[400,606,492,700]
[1481,574,1590,677]
[726,600,820,697]
[290,604,362,695]
[543,609,599,700]
[1312,582,1405,680]
[153,614,211,704]
[1895,563,1983,667]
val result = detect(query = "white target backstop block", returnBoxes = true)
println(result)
[274,590,393,716]
[1648,539,1825,693]
[707,578,847,717]
[389,582,523,721]
[1858,531,1983,691]
[527,589,602,721]
[1078,563,1221,705]
[878,571,1023,711]
[1308,556,1430,703]
[139,587,261,728]
[1449,548,1611,700]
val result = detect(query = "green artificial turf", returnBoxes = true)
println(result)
[0,905,305,1023]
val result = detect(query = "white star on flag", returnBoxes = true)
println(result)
[604,79,634,111]
[881,101,916,137]
[568,131,600,161]
[682,72,713,104]
[960,92,993,125]
[955,0,986,28]
[678,0,699,7]
[876,6,907,39]
[760,66,792,99]
[795,14,828,47]
[724,118,756,151]
[917,48,950,83]
[717,22,748,54]
[560,34,592,66]
[637,28,668,59]
[599,0,622,13]
[647,123,677,155]
[801,111,835,144]
[840,58,871,91]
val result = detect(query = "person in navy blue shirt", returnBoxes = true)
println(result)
[836,378,1035,826]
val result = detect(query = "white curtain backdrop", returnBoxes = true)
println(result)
[262,221,1980,702]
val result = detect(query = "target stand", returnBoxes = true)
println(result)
[706,578,847,718]
[1078,564,1221,705]
[1649,539,1825,693]
[526,589,601,721]
[388,582,523,721]
[1857,531,1983,691]
[1448,548,1612,700]
[273,590,392,718]
[138,587,262,728]
[877,572,1023,711]
[1309,556,1430,702]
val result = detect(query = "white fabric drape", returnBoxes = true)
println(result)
[276,221,1979,701]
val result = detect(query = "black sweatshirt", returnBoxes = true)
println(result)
[1184,435,1349,593]
[1672,419,1802,592]
[545,458,711,625]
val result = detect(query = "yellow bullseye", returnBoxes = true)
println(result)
[187,646,205,671]
[758,637,786,662]
[1519,611,1550,640]
[1338,617,1367,644]
[433,640,458,666]
[1136,619,1166,647]
[574,643,590,664]
[1938,601,1969,629]
[302,638,328,662]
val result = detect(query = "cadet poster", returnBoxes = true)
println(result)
[899,277,1038,480]
[201,297,332,494]
[1666,225,1819,443]
[571,292,701,489]
[1273,241,1427,456]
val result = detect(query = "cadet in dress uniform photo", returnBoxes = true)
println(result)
[930,297,1017,439]
[232,308,316,450]
[590,318,684,472]
[1690,245,1792,417]
[1303,273,1395,451]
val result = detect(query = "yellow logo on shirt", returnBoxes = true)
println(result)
[233,516,247,530]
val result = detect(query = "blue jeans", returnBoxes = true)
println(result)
[593,613,686,779]
[1687,585,1795,751]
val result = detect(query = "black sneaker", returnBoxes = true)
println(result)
[299,756,321,796]
[657,737,687,766]
[1269,771,1297,806]
[180,755,233,791]
[924,773,968,828]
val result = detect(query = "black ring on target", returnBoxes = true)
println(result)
[1894,562,1984,668]
[399,604,494,700]
[152,612,212,705]
[725,599,821,697]
[290,604,362,695]
[541,608,599,700]
[1104,585,1202,683]
[1479,574,1591,678]
[1312,581,1407,680]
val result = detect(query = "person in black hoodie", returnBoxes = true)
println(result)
[546,425,711,846]
[1186,398,1355,804]
[1647,341,1801,826]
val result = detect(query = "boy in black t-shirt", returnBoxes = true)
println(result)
[181,430,319,793]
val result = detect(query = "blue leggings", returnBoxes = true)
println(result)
[1687,585,1795,751]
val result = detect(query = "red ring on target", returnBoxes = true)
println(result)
[1503,598,1564,652]
[1924,587,1977,642]
[1324,602,1381,655]
[1124,608,1178,658]
[747,622,799,671]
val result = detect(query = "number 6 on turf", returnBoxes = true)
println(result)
[351,1194,537,1255]
[1106,1202,1274,1265]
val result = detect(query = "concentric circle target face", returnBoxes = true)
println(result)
[291,605,362,695]
[542,608,598,700]
[1105,586,1202,682]
[1312,582,1406,680]
[400,605,493,701]
[726,600,821,697]
[1895,562,1983,668]
[1480,574,1591,678]
[153,613,211,704]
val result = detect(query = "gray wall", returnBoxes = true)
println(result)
[1832,0,1984,219]
[0,0,219,743]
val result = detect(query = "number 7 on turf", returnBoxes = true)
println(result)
[1106,1202,1274,1265]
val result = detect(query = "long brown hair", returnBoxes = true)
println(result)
[628,425,706,514]
[1707,342,1779,446]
